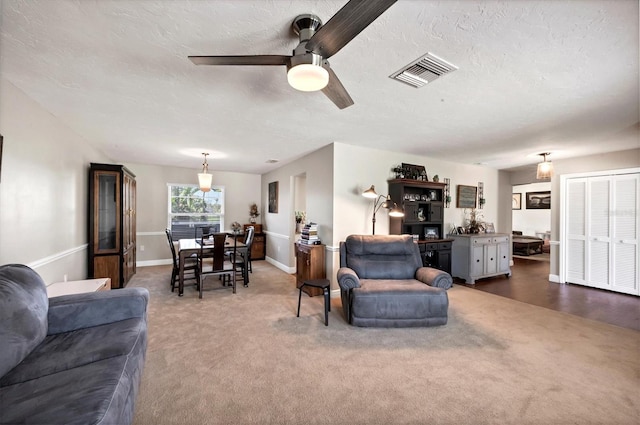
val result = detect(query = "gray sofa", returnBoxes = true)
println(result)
[337,235,452,327]
[0,264,148,425]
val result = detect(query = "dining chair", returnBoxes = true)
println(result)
[228,226,254,287]
[195,226,214,241]
[198,232,236,298]
[165,228,199,293]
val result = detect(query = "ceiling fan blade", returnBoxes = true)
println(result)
[321,65,354,109]
[305,0,397,59]
[188,55,290,66]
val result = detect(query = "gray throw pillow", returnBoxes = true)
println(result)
[0,264,49,378]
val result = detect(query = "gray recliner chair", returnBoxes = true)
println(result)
[337,234,452,328]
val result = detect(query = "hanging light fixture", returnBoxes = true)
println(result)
[287,53,329,92]
[198,153,213,192]
[536,152,554,180]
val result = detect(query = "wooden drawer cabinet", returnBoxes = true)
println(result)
[419,240,453,274]
[450,234,511,284]
[294,243,326,296]
[251,233,266,260]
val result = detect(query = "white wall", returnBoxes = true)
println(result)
[0,78,263,281]
[261,144,334,272]
[127,162,261,265]
[332,143,504,244]
[0,79,111,283]
[509,148,640,278]
[512,182,551,236]
[329,143,503,289]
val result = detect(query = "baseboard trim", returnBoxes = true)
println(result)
[549,274,561,283]
[265,256,295,274]
[137,259,172,267]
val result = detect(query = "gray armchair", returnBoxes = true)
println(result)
[337,235,452,327]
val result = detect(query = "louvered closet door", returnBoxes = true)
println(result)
[587,177,611,290]
[611,174,639,295]
[566,178,587,285]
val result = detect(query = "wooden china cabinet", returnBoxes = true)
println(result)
[388,178,453,274]
[88,163,137,288]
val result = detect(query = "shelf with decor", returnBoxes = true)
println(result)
[388,179,446,239]
[388,179,453,273]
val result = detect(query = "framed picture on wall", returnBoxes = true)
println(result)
[526,191,551,209]
[268,181,279,213]
[512,193,521,210]
[456,185,477,208]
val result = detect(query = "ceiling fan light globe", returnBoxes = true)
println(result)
[287,64,329,92]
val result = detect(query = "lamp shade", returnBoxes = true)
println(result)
[198,152,212,192]
[389,203,404,217]
[198,172,212,192]
[536,153,554,179]
[287,64,329,92]
[362,185,378,198]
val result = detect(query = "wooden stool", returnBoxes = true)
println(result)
[297,279,331,326]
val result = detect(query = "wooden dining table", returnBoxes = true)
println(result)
[177,236,247,296]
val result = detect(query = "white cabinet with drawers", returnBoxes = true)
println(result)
[450,234,511,284]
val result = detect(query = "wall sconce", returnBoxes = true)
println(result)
[197,153,213,192]
[362,185,404,235]
[536,152,554,180]
[444,178,451,208]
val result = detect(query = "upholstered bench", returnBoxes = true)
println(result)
[337,235,452,327]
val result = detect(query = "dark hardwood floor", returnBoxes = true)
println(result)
[454,257,640,331]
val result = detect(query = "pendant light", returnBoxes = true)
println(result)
[198,153,213,192]
[536,153,554,180]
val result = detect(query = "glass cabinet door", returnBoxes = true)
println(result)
[94,171,120,253]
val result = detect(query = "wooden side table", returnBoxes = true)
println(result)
[46,278,111,298]
[294,243,326,296]
[297,279,331,326]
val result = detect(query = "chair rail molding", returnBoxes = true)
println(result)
[26,244,88,270]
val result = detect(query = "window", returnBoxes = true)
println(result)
[168,184,224,240]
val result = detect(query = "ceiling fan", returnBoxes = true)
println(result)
[188,0,397,109]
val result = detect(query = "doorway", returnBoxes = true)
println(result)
[292,173,306,238]
[512,182,551,262]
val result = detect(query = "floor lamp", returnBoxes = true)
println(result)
[362,185,404,234]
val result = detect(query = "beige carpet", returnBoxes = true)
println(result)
[129,262,639,425]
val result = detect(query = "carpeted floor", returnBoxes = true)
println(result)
[130,262,640,425]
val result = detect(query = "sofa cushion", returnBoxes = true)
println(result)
[351,279,448,327]
[344,235,421,279]
[0,352,146,425]
[0,317,145,387]
[0,264,49,378]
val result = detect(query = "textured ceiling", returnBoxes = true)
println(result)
[1,0,638,174]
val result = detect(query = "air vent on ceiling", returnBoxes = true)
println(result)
[390,52,457,88]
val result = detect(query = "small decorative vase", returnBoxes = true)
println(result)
[250,217,256,224]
